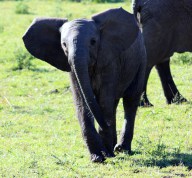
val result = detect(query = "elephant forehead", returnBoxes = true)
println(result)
[61,19,96,33]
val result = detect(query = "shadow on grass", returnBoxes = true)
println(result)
[154,153,192,170]
[114,144,192,171]
[130,151,192,170]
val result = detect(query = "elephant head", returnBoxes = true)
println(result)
[23,8,139,130]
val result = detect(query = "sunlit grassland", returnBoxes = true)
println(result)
[0,1,192,177]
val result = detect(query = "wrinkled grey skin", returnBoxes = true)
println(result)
[132,0,192,106]
[23,8,146,162]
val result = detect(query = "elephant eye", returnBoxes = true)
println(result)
[90,38,96,46]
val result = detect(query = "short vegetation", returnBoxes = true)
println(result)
[15,2,30,14]
[0,0,191,177]
[14,47,35,70]
[172,52,192,65]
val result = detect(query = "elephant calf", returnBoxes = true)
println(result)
[23,8,146,162]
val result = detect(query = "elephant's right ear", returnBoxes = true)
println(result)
[22,18,70,72]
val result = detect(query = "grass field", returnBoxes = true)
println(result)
[0,1,192,177]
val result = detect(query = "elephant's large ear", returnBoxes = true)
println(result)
[92,7,139,51]
[22,18,70,72]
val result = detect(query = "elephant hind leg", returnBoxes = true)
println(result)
[115,61,145,153]
[156,59,187,104]
[140,91,153,107]
[139,66,154,107]
[114,96,139,154]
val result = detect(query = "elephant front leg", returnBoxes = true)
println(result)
[76,104,108,162]
[98,125,115,157]
[70,73,107,162]
[97,98,119,157]
[114,97,139,154]
[156,59,187,104]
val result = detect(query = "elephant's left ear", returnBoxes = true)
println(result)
[23,18,70,72]
[92,7,139,50]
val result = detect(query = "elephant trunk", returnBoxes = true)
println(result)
[69,48,108,130]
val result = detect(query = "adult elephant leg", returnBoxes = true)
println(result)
[97,98,119,157]
[114,96,140,153]
[156,59,187,104]
[140,66,153,107]
[70,72,107,162]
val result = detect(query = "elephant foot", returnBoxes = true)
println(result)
[169,93,187,104]
[139,93,153,107]
[114,144,131,154]
[91,153,105,163]
[90,150,115,163]
[139,98,153,107]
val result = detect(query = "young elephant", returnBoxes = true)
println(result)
[23,8,146,162]
[132,0,192,106]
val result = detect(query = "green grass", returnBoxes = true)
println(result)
[0,0,192,177]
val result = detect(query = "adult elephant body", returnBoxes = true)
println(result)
[132,0,192,106]
[23,8,146,162]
